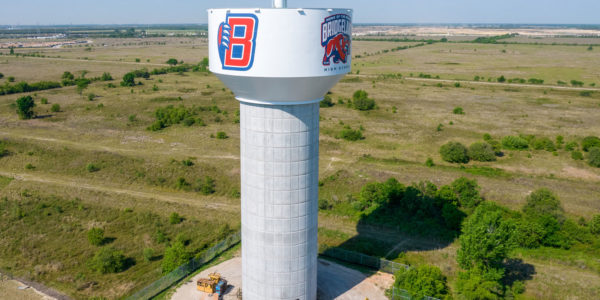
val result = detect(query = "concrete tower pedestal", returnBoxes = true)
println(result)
[240,102,319,300]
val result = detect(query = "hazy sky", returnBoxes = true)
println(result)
[2,0,599,25]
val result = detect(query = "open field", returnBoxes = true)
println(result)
[1,30,600,299]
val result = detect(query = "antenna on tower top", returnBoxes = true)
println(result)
[272,0,287,8]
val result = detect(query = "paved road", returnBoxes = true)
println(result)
[171,257,393,300]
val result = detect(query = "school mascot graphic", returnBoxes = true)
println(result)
[217,13,258,71]
[321,14,351,66]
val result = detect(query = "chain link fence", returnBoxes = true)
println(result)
[319,246,440,300]
[126,232,241,300]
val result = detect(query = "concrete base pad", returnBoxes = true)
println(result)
[170,256,393,300]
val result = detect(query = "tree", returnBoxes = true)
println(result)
[457,202,516,271]
[455,267,504,300]
[166,58,179,65]
[588,147,600,168]
[468,142,496,162]
[16,96,35,119]
[88,247,127,274]
[439,142,469,163]
[87,227,105,246]
[352,90,375,111]
[393,265,450,299]
[162,241,190,273]
[320,95,334,107]
[9,47,14,55]
[121,72,136,87]
[451,177,483,209]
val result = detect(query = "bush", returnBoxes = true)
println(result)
[339,127,364,141]
[88,247,127,274]
[216,131,228,139]
[86,163,100,172]
[451,177,483,209]
[100,72,113,81]
[501,136,529,150]
[87,228,105,246]
[571,151,584,160]
[0,143,8,157]
[169,212,183,224]
[497,75,506,83]
[0,72,3,79]
[590,215,600,235]
[162,241,190,273]
[565,141,578,151]
[40,98,48,104]
[393,265,450,299]
[166,58,179,65]
[453,107,464,114]
[582,136,600,152]
[16,96,35,119]
[320,95,334,107]
[50,104,60,112]
[121,72,136,87]
[515,220,545,248]
[352,90,375,111]
[531,137,556,151]
[588,147,600,168]
[183,117,195,126]
[523,188,564,221]
[439,142,469,163]
[570,80,584,87]
[468,142,496,162]
[196,176,216,195]
[425,157,434,167]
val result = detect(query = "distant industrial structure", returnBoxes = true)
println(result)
[208,0,352,299]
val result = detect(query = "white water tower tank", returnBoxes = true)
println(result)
[208,4,352,300]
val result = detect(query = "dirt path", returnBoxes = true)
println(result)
[0,273,70,300]
[170,257,394,300]
[0,170,238,212]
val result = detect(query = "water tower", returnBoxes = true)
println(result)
[208,1,352,299]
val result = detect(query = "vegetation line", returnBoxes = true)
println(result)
[0,170,238,212]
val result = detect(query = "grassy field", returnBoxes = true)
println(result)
[1,34,600,299]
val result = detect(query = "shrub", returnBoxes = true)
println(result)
[25,163,35,170]
[590,215,600,235]
[523,188,564,221]
[439,142,469,163]
[393,265,450,299]
[161,241,190,273]
[571,151,584,160]
[169,212,183,224]
[100,72,113,81]
[0,143,8,157]
[570,80,584,87]
[0,72,3,79]
[451,177,483,209]
[40,98,48,104]
[319,198,332,210]
[86,163,100,172]
[50,104,60,112]
[515,220,545,248]
[183,117,195,126]
[196,176,216,195]
[582,136,600,152]
[143,248,155,262]
[454,82,461,88]
[87,228,105,246]
[468,142,496,162]
[588,147,600,168]
[352,90,375,111]
[166,58,179,65]
[320,95,334,107]
[88,247,127,274]
[216,131,228,139]
[337,126,362,141]
[531,137,556,151]
[121,72,136,87]
[16,96,35,119]
[564,141,578,151]
[497,75,506,83]
[87,93,96,101]
[501,136,529,150]
[453,107,464,114]
[425,157,434,167]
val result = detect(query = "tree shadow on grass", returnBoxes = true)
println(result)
[502,258,536,287]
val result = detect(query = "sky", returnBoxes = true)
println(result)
[1,0,599,25]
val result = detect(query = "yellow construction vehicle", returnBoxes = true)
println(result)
[197,272,227,296]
